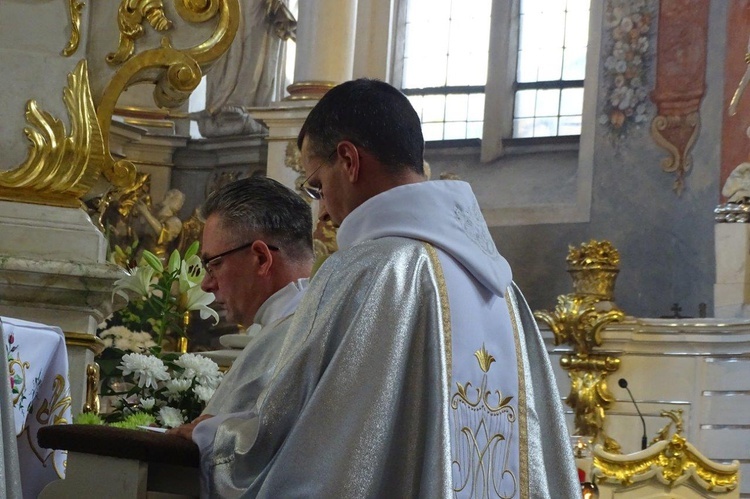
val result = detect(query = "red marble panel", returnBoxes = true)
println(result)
[650,0,709,195]
[721,0,750,200]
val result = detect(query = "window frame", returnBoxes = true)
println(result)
[390,0,602,226]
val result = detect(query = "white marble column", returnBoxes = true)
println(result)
[286,0,358,99]
[714,223,750,318]
[251,0,360,193]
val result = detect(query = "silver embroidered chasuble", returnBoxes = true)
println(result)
[198,181,578,498]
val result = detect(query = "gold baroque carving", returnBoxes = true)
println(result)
[594,414,739,492]
[62,0,85,56]
[173,0,240,69]
[535,293,624,355]
[534,240,625,443]
[107,0,174,66]
[83,363,101,414]
[0,60,108,207]
[173,0,220,23]
[560,354,620,438]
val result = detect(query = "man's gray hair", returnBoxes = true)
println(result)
[202,175,313,260]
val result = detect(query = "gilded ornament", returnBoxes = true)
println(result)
[83,363,101,414]
[534,240,625,442]
[173,0,240,68]
[594,429,739,491]
[0,60,109,207]
[107,0,174,66]
[536,293,624,354]
[560,354,620,438]
[62,0,85,56]
[97,44,201,189]
[174,0,220,23]
[96,0,238,189]
[566,240,620,299]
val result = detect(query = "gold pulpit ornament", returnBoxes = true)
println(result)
[535,240,625,446]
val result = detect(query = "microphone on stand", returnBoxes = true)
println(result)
[618,378,648,450]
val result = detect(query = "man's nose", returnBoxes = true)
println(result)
[201,273,216,292]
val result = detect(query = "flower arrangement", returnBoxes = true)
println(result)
[84,351,223,428]
[599,0,656,140]
[110,241,219,348]
[87,242,223,428]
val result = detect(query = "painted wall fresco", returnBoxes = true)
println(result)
[600,0,656,141]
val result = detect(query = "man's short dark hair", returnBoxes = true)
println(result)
[202,176,313,261]
[298,79,425,175]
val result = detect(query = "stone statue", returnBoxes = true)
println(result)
[723,162,750,203]
[135,188,186,259]
[193,0,296,137]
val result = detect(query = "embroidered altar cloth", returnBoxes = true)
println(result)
[3,316,71,499]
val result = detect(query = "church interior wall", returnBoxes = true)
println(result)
[427,0,727,320]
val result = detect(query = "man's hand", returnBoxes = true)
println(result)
[167,414,214,441]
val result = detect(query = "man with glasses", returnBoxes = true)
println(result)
[190,80,578,498]
[168,176,313,465]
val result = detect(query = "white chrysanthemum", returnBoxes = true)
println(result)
[140,397,156,410]
[193,384,215,403]
[158,406,184,428]
[165,378,192,394]
[175,354,222,389]
[119,353,170,390]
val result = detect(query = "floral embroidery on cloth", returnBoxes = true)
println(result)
[451,344,518,498]
[454,200,498,259]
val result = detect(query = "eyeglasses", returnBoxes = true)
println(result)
[300,164,324,200]
[300,148,337,200]
[201,241,279,276]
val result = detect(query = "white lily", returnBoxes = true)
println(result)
[179,253,205,294]
[180,285,219,324]
[113,265,156,301]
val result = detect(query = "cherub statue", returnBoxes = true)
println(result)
[722,162,750,203]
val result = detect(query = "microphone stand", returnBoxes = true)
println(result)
[619,378,647,450]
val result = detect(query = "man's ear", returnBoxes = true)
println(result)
[338,141,360,183]
[252,241,274,275]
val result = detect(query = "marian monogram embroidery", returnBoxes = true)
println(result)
[451,344,518,498]
[453,200,497,258]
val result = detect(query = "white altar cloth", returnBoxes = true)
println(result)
[3,316,71,499]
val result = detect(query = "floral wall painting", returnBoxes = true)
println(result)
[600,0,657,141]
[650,0,710,196]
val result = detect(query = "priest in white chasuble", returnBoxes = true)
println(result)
[187,79,579,498]
[170,176,313,441]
